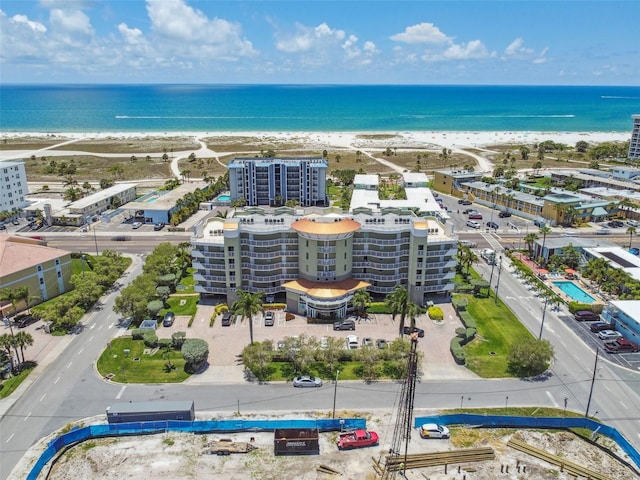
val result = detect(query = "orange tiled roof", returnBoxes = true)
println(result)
[291,218,360,235]
[282,278,370,299]
[0,235,70,277]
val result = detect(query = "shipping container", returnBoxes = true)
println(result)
[273,428,320,455]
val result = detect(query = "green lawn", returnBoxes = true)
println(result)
[96,337,190,383]
[162,295,199,317]
[460,293,535,378]
[0,365,36,399]
[176,268,196,294]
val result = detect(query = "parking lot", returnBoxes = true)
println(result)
[159,301,478,383]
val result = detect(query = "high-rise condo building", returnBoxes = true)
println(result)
[629,115,640,161]
[0,160,29,213]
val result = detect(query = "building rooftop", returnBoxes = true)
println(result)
[0,235,70,277]
[282,278,370,299]
[609,300,640,323]
[228,157,327,168]
[69,183,136,210]
[291,218,361,236]
[125,183,203,211]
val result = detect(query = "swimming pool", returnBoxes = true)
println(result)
[217,194,231,202]
[553,281,595,304]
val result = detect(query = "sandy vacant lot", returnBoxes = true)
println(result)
[39,410,637,480]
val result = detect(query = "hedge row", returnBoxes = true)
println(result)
[568,301,603,314]
[449,302,478,365]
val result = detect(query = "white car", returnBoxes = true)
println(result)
[466,220,481,229]
[132,221,143,229]
[419,423,450,439]
[598,330,622,341]
[346,334,359,350]
[292,375,322,388]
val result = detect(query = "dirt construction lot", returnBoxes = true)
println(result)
[42,409,638,480]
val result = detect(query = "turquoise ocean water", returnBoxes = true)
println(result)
[1,84,639,133]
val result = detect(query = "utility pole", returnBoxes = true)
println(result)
[585,349,600,418]
[332,370,340,419]
[494,256,503,305]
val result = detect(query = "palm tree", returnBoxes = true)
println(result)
[627,226,637,249]
[405,302,420,330]
[0,333,15,370]
[13,331,33,365]
[457,244,478,276]
[352,289,372,318]
[538,226,551,265]
[524,233,539,255]
[385,286,410,336]
[14,286,40,314]
[0,288,18,315]
[232,290,264,345]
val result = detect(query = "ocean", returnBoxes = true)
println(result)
[1,84,639,133]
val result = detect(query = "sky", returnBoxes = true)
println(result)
[1,0,638,85]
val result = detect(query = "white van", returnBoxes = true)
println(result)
[627,220,639,227]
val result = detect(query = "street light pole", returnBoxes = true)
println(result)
[585,349,600,418]
[332,369,340,419]
[538,296,549,340]
[92,225,99,255]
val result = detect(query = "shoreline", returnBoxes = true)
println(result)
[0,130,631,150]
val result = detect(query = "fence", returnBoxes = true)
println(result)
[26,417,366,480]
[415,414,640,471]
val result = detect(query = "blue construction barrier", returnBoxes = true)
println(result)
[26,417,366,480]
[415,414,640,470]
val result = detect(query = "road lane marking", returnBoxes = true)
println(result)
[90,324,96,330]
[604,385,611,392]
[54,376,60,384]
[40,394,46,402]
[546,391,559,408]
[108,323,114,329]
[67,362,72,368]
[98,324,103,330]
[116,386,126,400]
[78,348,84,355]
[6,433,14,443]
[620,401,628,410]
[24,411,31,421]
[89,336,94,342]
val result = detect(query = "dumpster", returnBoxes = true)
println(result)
[274,428,320,455]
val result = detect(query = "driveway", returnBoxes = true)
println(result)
[168,301,478,384]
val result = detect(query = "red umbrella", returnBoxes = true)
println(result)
[565,268,576,274]
[538,269,549,274]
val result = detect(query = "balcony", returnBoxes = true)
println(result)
[241,262,299,270]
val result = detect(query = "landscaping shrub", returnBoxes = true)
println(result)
[264,303,287,310]
[450,338,466,365]
[455,285,475,294]
[568,302,596,313]
[171,331,186,348]
[142,332,158,348]
[131,328,144,340]
[428,306,443,321]
[158,338,172,348]
[214,304,229,315]
[458,311,477,330]
[366,302,392,314]
[452,297,468,312]
[181,338,209,372]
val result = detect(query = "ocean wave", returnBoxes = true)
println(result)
[115,115,314,119]
[601,96,640,99]
[400,114,575,119]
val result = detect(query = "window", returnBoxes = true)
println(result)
[57,271,61,278]
[38,265,42,271]
[40,278,44,285]
[55,259,60,265]
[418,245,424,252]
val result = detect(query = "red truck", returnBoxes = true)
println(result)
[336,429,379,450]
[604,338,639,353]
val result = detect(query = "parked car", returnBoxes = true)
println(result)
[607,220,624,228]
[14,315,37,329]
[419,423,450,439]
[376,339,388,349]
[498,211,511,218]
[598,330,622,341]
[468,213,483,220]
[0,224,6,231]
[362,337,373,348]
[221,312,232,326]
[486,221,499,230]
[533,219,546,227]
[264,311,275,326]
[595,229,611,235]
[292,375,322,388]
[162,311,175,327]
[629,247,640,256]
[403,326,425,338]
[466,220,481,229]
[153,222,165,231]
[346,334,359,350]
[590,322,611,333]
[627,220,639,227]
[337,429,379,449]
[333,319,356,331]
[574,310,600,322]
[462,208,475,214]
[11,218,20,225]
[459,200,472,205]
[458,240,478,248]
[132,221,143,229]
[604,338,640,353]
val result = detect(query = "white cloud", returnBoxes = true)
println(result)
[11,14,47,33]
[390,23,450,44]
[441,40,492,60]
[118,23,144,45]
[145,0,256,57]
[276,22,345,53]
[49,8,93,36]
[341,35,379,64]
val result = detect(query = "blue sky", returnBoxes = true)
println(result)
[1,0,638,85]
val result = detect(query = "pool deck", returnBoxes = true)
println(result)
[547,277,605,306]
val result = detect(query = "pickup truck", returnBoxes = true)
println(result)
[336,429,379,450]
[604,338,639,353]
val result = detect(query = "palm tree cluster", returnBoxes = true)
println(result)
[508,256,562,308]
[1,286,41,317]
[169,174,228,226]
[0,330,34,374]
[581,258,640,299]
